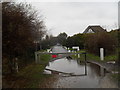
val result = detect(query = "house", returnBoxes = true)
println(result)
[83,25,106,34]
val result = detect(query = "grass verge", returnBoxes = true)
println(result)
[71,50,117,62]
[3,54,52,88]
[111,73,120,87]
[111,73,120,81]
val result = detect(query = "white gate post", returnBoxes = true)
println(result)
[100,48,104,61]
[78,54,80,58]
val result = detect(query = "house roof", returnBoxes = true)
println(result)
[83,25,106,33]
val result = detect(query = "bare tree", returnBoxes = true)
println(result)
[2,2,46,73]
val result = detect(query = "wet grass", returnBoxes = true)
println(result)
[104,55,118,62]
[18,54,51,88]
[112,73,120,80]
[71,50,100,61]
[3,54,52,88]
[16,63,49,88]
[111,73,120,87]
[71,50,117,62]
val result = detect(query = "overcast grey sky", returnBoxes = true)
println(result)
[16,0,119,36]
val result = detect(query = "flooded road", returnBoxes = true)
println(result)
[44,58,118,88]
[45,58,101,88]
[43,45,118,88]
[51,45,68,53]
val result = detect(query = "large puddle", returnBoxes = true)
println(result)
[43,57,116,88]
[43,45,118,88]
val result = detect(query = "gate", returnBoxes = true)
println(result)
[35,52,87,76]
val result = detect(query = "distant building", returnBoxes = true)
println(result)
[83,25,106,34]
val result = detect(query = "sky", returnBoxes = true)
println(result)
[15,0,119,36]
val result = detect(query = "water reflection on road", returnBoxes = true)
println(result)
[43,45,118,88]
[44,58,103,88]
[51,45,68,53]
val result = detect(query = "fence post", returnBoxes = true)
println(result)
[100,48,104,61]
[78,54,80,58]
[15,57,18,73]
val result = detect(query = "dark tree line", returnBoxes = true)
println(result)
[66,31,118,56]
[41,30,118,57]
[41,32,67,50]
[3,2,46,74]
[66,33,85,49]
[85,32,117,56]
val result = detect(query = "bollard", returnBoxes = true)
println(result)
[15,58,18,73]
[78,54,80,58]
[100,48,104,61]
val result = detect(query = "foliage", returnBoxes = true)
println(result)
[2,2,46,73]
[57,32,67,45]
[85,32,117,56]
[39,54,51,64]
[72,50,117,62]
[71,50,86,61]
[66,33,85,49]
[41,32,68,50]
[41,35,58,50]
[3,54,51,88]
[104,54,117,61]
[115,29,120,64]
[111,73,120,84]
